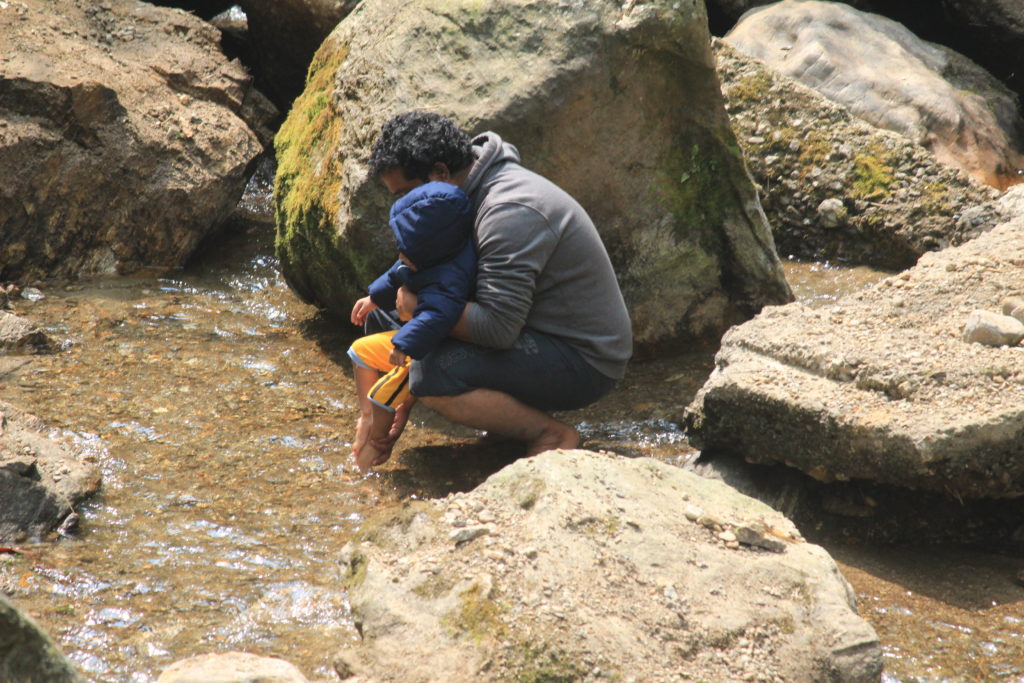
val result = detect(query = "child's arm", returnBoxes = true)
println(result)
[365,260,407,314]
[351,296,378,326]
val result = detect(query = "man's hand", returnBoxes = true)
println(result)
[351,296,378,326]
[396,286,418,322]
[389,347,408,366]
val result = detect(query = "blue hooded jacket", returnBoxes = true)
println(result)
[367,181,477,360]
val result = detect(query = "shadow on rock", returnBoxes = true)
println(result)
[378,439,527,500]
[692,450,1024,553]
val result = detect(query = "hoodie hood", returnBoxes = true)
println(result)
[462,132,521,199]
[388,181,474,270]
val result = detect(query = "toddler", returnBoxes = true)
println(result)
[348,181,476,471]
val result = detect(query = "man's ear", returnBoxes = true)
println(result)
[427,162,451,181]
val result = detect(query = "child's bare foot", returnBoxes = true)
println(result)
[352,413,371,458]
[526,421,579,457]
[354,441,383,473]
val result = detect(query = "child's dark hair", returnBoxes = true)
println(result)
[368,111,474,181]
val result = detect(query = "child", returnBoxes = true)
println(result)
[348,181,476,472]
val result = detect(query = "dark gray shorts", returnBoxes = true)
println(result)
[364,309,615,411]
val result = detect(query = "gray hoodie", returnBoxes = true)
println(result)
[461,132,632,380]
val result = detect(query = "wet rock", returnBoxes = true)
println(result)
[0,311,52,354]
[336,450,881,682]
[275,0,793,348]
[962,310,1024,347]
[0,594,81,682]
[725,1,1024,189]
[0,400,101,543]
[157,652,308,683]
[714,39,998,270]
[0,0,276,283]
[686,217,1024,499]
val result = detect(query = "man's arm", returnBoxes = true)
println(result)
[464,202,556,348]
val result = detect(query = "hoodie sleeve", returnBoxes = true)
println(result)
[465,202,556,348]
[367,260,405,311]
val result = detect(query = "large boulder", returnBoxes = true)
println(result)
[0,0,276,283]
[1,400,101,542]
[714,39,999,269]
[237,0,359,110]
[336,450,882,682]
[274,0,793,347]
[685,215,1024,499]
[0,594,81,683]
[725,0,1024,189]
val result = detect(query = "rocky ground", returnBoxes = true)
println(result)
[335,450,881,683]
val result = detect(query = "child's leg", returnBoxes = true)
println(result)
[353,402,394,472]
[354,363,412,471]
[352,365,381,459]
[348,331,400,461]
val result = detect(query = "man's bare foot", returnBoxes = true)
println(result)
[354,441,384,473]
[526,421,579,457]
[352,413,372,457]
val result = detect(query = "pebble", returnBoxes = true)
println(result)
[683,504,703,521]
[962,309,1024,347]
[449,526,489,545]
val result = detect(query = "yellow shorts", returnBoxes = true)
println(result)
[348,330,411,412]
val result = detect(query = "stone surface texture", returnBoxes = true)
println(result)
[725,0,1024,189]
[0,594,81,683]
[157,651,309,683]
[336,450,882,683]
[0,0,276,283]
[686,216,1024,498]
[0,400,101,542]
[715,38,999,269]
[237,0,358,110]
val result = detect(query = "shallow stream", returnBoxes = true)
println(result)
[2,174,1022,681]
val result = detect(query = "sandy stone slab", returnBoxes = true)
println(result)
[686,218,1024,498]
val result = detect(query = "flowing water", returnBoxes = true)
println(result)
[2,173,1022,681]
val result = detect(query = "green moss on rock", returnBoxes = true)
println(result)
[851,146,895,200]
[443,583,508,643]
[273,39,353,306]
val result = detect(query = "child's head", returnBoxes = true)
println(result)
[388,181,473,270]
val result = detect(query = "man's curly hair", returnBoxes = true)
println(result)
[368,111,475,181]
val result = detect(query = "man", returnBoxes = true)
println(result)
[359,110,632,465]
